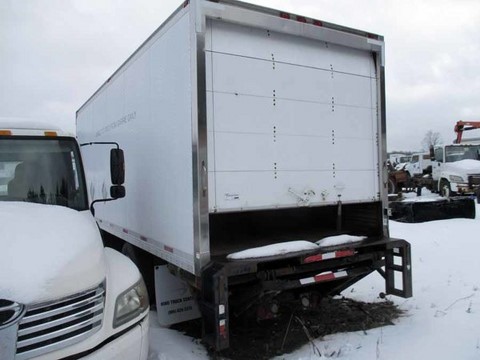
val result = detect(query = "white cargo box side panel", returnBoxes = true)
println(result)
[206,20,379,212]
[78,10,196,273]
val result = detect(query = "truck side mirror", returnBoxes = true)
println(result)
[110,149,125,185]
[110,185,126,199]
[429,146,435,160]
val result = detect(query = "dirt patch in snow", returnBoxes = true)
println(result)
[172,296,404,359]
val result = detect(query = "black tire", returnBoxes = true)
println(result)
[405,172,415,192]
[439,179,455,198]
[388,178,397,194]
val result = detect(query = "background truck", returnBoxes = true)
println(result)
[394,155,412,170]
[454,120,480,144]
[424,120,480,198]
[0,122,149,360]
[405,152,432,177]
[77,0,413,351]
[431,143,480,197]
[387,152,432,195]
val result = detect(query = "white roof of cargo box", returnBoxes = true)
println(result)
[77,0,384,115]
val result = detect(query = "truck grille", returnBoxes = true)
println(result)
[468,174,480,187]
[15,282,105,360]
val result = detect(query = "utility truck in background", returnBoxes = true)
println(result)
[428,121,480,197]
[454,120,480,145]
[431,143,480,197]
[0,122,149,360]
[388,120,479,222]
[77,0,413,351]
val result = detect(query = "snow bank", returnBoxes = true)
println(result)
[0,202,105,304]
[227,241,318,260]
[401,188,443,203]
[316,234,366,247]
[401,197,445,203]
[148,310,207,360]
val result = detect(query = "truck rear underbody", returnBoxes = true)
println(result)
[200,236,412,350]
[195,201,412,350]
[209,202,383,258]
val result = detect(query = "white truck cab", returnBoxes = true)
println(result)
[405,152,432,177]
[431,144,480,197]
[394,155,412,171]
[0,122,149,360]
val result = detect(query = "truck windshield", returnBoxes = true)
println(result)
[0,138,88,210]
[445,145,480,162]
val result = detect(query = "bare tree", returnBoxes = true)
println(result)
[422,130,442,150]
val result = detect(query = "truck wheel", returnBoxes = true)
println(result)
[440,179,454,198]
[388,178,397,194]
[405,172,414,192]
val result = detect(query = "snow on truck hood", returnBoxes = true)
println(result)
[446,159,480,173]
[0,202,106,304]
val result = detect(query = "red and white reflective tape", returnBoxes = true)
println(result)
[303,249,355,264]
[299,270,348,285]
[219,319,227,338]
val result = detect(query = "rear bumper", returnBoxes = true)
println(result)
[81,315,149,360]
[200,237,412,351]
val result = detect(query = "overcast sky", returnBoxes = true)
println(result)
[2,0,480,151]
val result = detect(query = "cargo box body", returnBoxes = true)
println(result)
[77,0,387,277]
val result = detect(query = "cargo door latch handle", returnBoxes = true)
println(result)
[201,161,207,197]
[288,188,315,206]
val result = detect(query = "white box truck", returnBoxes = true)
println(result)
[77,0,412,350]
[0,122,149,360]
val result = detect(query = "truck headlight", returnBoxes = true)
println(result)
[449,175,464,183]
[113,279,149,328]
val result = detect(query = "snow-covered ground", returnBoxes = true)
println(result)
[148,201,480,360]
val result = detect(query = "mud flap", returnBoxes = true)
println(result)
[154,265,201,327]
[199,263,229,351]
[389,197,476,223]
